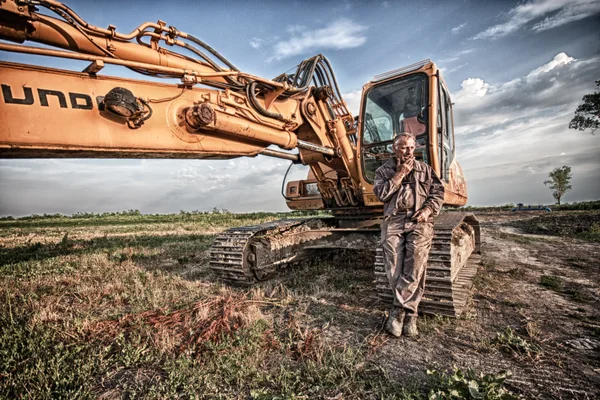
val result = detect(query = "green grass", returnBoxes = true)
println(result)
[495,327,540,358]
[539,275,563,291]
[0,211,519,399]
[427,367,518,400]
[448,200,600,212]
[0,209,329,229]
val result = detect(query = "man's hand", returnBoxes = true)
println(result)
[413,207,432,222]
[396,155,414,177]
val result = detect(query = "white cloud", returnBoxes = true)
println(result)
[474,0,600,40]
[0,156,309,216]
[526,52,575,79]
[451,22,467,34]
[532,0,600,31]
[286,25,306,34]
[249,37,263,49]
[440,63,468,76]
[342,89,363,115]
[269,19,368,61]
[454,78,490,103]
[452,53,600,205]
[437,49,474,64]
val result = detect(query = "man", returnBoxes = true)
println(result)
[373,133,444,337]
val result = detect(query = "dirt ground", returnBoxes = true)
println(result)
[2,210,598,398]
[266,211,600,399]
[388,211,599,399]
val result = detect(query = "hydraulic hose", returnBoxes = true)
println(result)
[246,81,285,121]
[185,34,239,72]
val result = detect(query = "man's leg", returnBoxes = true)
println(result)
[397,222,434,336]
[382,231,407,307]
[382,229,407,337]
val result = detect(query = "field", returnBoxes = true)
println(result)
[1,209,599,399]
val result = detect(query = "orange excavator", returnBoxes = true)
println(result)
[0,0,480,317]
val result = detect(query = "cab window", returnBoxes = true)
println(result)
[437,83,455,181]
[361,74,428,183]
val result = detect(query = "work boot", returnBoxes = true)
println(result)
[402,316,418,337]
[385,308,405,337]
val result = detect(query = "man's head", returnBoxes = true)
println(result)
[393,133,416,161]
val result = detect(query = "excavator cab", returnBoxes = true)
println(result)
[357,59,469,208]
[360,72,429,183]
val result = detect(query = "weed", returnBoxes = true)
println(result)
[539,275,563,291]
[578,222,600,242]
[419,314,452,335]
[473,271,497,291]
[495,327,540,357]
[525,321,540,340]
[496,231,540,244]
[427,367,518,399]
[500,300,528,309]
[567,287,593,303]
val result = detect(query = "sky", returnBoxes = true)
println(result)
[0,0,599,216]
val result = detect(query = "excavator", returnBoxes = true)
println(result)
[0,0,480,317]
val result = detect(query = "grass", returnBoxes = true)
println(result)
[427,367,518,400]
[539,275,563,291]
[1,261,409,399]
[449,200,600,212]
[0,211,521,399]
[579,222,600,242]
[509,210,600,242]
[495,327,540,359]
[538,275,595,304]
[0,212,401,399]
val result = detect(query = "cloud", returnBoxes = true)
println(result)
[439,63,468,76]
[451,23,467,34]
[474,0,600,40]
[249,37,263,49]
[269,19,368,61]
[342,89,363,115]
[437,49,474,64]
[526,52,575,79]
[452,52,600,205]
[0,155,311,216]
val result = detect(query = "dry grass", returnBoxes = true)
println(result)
[6,210,595,398]
[0,212,419,399]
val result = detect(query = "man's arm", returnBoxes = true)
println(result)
[422,167,445,216]
[373,160,413,203]
[373,169,403,203]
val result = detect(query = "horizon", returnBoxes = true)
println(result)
[3,200,599,219]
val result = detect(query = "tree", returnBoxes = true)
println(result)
[569,80,600,134]
[544,166,572,205]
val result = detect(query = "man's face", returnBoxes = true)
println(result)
[393,137,415,160]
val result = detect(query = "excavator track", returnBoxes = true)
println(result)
[374,212,481,317]
[209,219,308,285]
[210,213,480,318]
[210,217,380,285]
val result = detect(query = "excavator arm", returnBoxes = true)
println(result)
[0,0,362,207]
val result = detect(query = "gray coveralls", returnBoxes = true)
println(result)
[373,158,445,316]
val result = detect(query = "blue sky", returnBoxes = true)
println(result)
[1,0,599,215]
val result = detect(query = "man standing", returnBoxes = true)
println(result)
[373,133,445,337]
